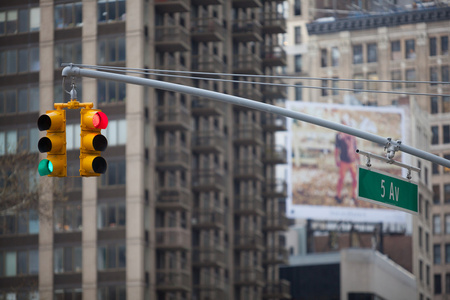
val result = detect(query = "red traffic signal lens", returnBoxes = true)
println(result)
[93,112,108,129]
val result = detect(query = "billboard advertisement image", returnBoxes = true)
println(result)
[286,102,408,223]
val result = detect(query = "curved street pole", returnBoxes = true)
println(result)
[62,65,450,169]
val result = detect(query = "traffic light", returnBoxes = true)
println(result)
[79,108,108,176]
[37,109,67,177]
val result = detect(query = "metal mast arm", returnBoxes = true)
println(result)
[62,65,450,169]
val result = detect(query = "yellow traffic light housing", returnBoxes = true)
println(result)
[80,108,109,177]
[37,109,67,177]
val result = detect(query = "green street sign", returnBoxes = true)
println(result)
[357,166,418,214]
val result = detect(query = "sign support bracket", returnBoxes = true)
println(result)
[356,148,421,180]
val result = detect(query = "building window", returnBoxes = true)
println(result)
[435,244,442,264]
[97,243,126,270]
[294,0,301,15]
[442,66,449,83]
[446,155,450,173]
[295,82,302,101]
[98,202,126,229]
[426,232,429,254]
[100,160,126,186]
[294,26,301,44]
[294,54,302,72]
[442,36,449,56]
[98,80,126,105]
[430,37,437,56]
[367,43,377,63]
[0,7,40,35]
[54,40,82,69]
[331,47,339,67]
[321,80,328,96]
[445,184,450,203]
[98,285,126,300]
[434,185,440,204]
[54,288,82,300]
[431,97,439,114]
[0,209,39,235]
[352,45,363,64]
[103,119,127,146]
[419,226,423,248]
[434,215,442,234]
[431,126,439,145]
[446,244,450,263]
[405,69,416,88]
[391,40,401,60]
[436,274,442,294]
[443,96,450,113]
[54,203,82,232]
[353,74,363,93]
[0,86,40,115]
[430,67,438,85]
[54,2,82,29]
[0,249,38,276]
[405,39,416,59]
[444,125,450,144]
[98,0,126,23]
[54,246,82,273]
[0,47,39,76]
[320,49,327,67]
[367,73,378,91]
[97,36,126,64]
[332,79,339,96]
[391,71,401,90]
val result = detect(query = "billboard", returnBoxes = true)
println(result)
[286,102,408,223]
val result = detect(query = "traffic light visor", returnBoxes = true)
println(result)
[93,111,108,129]
[38,159,53,176]
[37,111,64,131]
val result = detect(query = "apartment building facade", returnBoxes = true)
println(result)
[285,1,450,299]
[0,0,290,299]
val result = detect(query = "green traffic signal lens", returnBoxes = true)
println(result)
[38,159,53,176]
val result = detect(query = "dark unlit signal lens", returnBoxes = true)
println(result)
[38,137,52,153]
[92,157,107,174]
[93,135,108,151]
[37,115,51,131]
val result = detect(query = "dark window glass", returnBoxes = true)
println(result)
[443,96,450,113]
[442,66,449,83]
[294,54,302,72]
[436,274,442,294]
[321,80,328,96]
[444,125,450,144]
[435,244,442,264]
[430,67,438,85]
[430,37,437,56]
[320,49,327,67]
[434,185,441,204]
[431,126,439,144]
[295,82,302,101]
[405,39,416,59]
[391,40,401,60]
[431,97,439,114]
[353,45,363,64]
[294,0,301,15]
[367,43,377,63]
[442,36,449,56]
[391,70,402,89]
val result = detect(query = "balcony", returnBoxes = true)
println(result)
[264,247,288,265]
[261,82,287,100]
[261,113,287,132]
[192,133,226,153]
[191,54,225,75]
[193,289,227,300]
[233,53,262,74]
[234,232,264,250]
[192,170,225,191]
[155,0,189,13]
[155,25,190,52]
[155,146,190,170]
[232,20,262,42]
[155,228,190,249]
[191,18,225,42]
[156,270,190,291]
[192,209,225,229]
[234,87,263,106]
[191,97,225,116]
[234,195,264,215]
[234,159,264,180]
[264,212,289,231]
[192,246,226,267]
[154,62,190,86]
[192,0,222,5]
[263,146,287,165]
[261,12,286,34]
[263,280,291,299]
[234,267,264,285]
[156,188,191,210]
[262,45,286,67]
[263,179,287,198]
[232,0,262,8]
[233,123,263,145]
[155,106,191,130]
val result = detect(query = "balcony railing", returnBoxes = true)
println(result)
[232,0,262,8]
[192,133,226,153]
[261,45,287,67]
[156,188,191,210]
[155,106,191,130]
[155,25,190,52]
[234,195,263,214]
[263,280,291,298]
[234,159,264,180]
[192,246,226,266]
[191,54,225,74]
[191,97,225,116]
[261,113,287,131]
[264,247,289,264]
[234,232,264,249]
[234,267,264,284]
[192,170,225,191]
[192,209,225,228]
[155,146,190,170]
[191,18,225,42]
[233,53,262,74]
[234,87,263,104]
[156,270,190,291]
[233,123,263,145]
[155,228,190,249]
[263,146,287,164]
[261,12,286,34]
